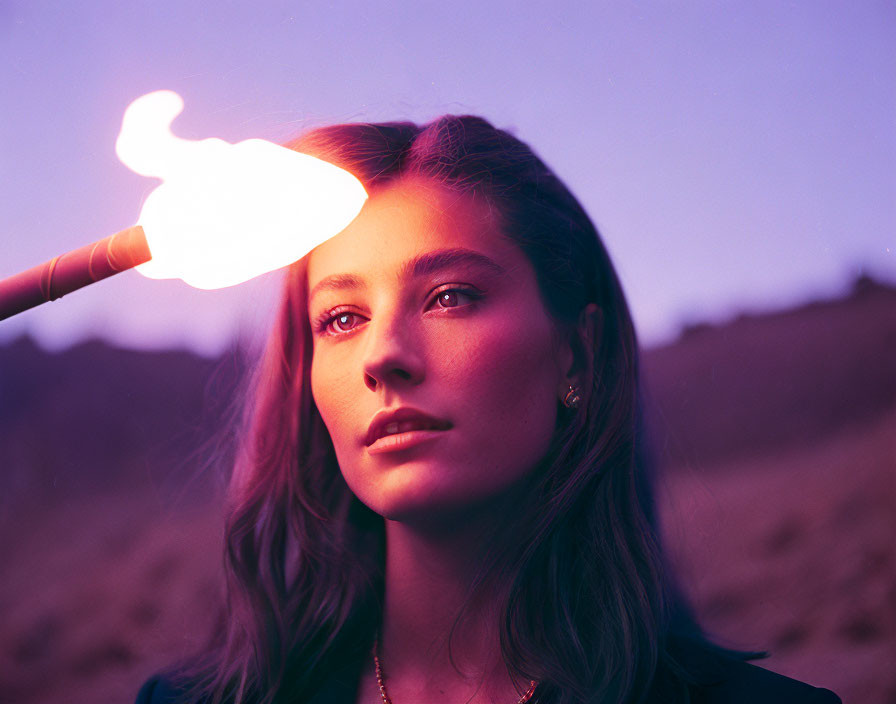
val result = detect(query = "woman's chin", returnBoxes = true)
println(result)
[341,451,539,529]
[357,482,522,533]
[361,486,468,526]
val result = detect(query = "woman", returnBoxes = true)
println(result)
[136,116,841,703]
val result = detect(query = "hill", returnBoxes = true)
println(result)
[0,276,893,703]
[642,274,895,468]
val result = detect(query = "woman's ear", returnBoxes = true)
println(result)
[557,302,602,392]
[574,302,602,384]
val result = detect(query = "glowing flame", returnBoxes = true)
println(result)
[115,90,367,289]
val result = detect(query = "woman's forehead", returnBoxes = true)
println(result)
[306,178,516,298]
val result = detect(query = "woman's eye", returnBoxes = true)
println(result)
[315,287,481,336]
[434,289,467,309]
[328,311,362,334]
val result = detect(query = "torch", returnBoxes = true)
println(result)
[0,90,367,320]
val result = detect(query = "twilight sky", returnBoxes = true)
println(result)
[1,1,893,357]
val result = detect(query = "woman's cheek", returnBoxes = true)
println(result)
[311,356,350,440]
[458,313,543,382]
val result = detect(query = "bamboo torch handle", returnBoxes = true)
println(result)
[0,225,151,321]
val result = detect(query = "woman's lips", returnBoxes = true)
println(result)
[366,428,450,455]
[365,407,452,446]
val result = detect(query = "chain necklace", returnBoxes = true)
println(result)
[372,637,538,704]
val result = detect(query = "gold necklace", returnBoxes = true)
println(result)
[372,637,538,704]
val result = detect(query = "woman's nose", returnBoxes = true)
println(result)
[362,310,426,392]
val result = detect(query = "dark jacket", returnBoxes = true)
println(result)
[135,641,842,704]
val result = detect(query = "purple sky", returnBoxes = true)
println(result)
[1,1,893,357]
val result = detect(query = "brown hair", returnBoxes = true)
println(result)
[180,116,761,704]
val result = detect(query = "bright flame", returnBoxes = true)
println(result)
[115,90,367,289]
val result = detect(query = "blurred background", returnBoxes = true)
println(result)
[1,2,893,702]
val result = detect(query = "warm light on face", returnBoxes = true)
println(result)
[308,179,569,524]
[115,90,367,289]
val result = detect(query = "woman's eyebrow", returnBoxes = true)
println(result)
[308,247,506,305]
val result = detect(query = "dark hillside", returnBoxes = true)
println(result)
[642,275,896,468]
[0,337,244,503]
[0,275,893,703]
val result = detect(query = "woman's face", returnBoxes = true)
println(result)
[307,177,574,524]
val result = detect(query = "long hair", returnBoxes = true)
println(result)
[178,116,761,704]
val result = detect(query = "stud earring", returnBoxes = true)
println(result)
[562,384,581,409]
